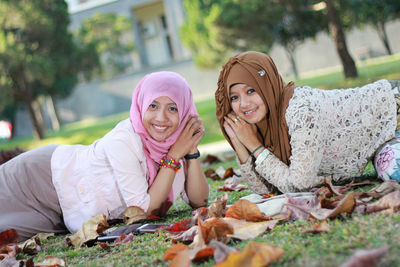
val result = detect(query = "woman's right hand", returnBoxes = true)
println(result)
[168,115,204,160]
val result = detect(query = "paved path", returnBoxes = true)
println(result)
[198,140,234,158]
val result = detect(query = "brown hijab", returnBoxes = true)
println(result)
[215,51,295,165]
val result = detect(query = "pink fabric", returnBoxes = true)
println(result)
[129,71,198,212]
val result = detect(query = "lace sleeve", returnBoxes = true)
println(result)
[254,101,326,192]
[238,156,279,194]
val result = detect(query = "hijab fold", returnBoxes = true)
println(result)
[215,51,295,165]
[130,71,198,214]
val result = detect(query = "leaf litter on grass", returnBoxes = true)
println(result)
[1,174,400,266]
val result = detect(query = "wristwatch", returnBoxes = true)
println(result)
[184,150,200,160]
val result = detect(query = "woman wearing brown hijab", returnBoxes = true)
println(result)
[216,51,399,194]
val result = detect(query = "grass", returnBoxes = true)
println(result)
[1,53,400,151]
[15,161,400,266]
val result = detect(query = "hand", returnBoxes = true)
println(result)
[224,112,261,152]
[169,115,205,159]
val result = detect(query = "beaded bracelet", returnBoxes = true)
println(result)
[160,155,182,172]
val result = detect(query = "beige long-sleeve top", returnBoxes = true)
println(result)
[240,79,396,194]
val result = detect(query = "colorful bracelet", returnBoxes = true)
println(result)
[160,155,182,172]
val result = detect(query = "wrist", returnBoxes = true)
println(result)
[184,149,200,160]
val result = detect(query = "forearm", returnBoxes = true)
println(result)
[147,167,176,214]
[185,158,209,208]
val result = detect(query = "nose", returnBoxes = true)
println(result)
[154,107,168,122]
[240,95,250,108]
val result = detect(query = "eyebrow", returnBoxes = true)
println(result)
[151,100,177,106]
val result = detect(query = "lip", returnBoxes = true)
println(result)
[243,107,257,116]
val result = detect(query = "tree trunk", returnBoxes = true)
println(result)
[284,45,299,79]
[45,95,60,131]
[24,95,45,140]
[375,21,392,55]
[324,0,358,78]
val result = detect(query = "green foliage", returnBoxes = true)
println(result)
[180,0,231,69]
[0,0,87,138]
[75,13,135,79]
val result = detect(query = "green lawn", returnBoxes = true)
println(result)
[1,53,400,150]
[15,164,400,266]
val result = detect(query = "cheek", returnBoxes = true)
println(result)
[171,114,180,131]
[231,102,240,114]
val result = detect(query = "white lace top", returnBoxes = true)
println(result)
[240,79,397,194]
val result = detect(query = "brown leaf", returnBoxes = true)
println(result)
[0,229,19,248]
[0,243,20,258]
[172,226,198,244]
[228,220,278,240]
[204,168,222,180]
[163,243,189,261]
[218,183,248,192]
[18,236,41,255]
[303,220,330,234]
[122,206,148,225]
[114,233,134,245]
[214,241,284,267]
[209,240,237,264]
[225,199,271,222]
[363,191,400,214]
[340,246,390,267]
[66,214,109,248]
[169,249,191,267]
[190,247,215,262]
[202,154,221,165]
[200,218,233,244]
[35,256,66,267]
[208,194,228,218]
[223,168,235,179]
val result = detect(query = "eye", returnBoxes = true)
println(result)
[149,103,157,109]
[230,95,238,102]
[247,88,256,94]
[168,106,178,112]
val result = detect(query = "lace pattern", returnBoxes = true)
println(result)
[241,79,396,193]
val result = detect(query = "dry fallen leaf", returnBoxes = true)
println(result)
[199,218,233,245]
[204,168,222,180]
[225,199,271,222]
[0,229,19,248]
[217,183,248,192]
[303,220,330,234]
[202,154,221,166]
[228,220,278,240]
[35,256,66,267]
[163,243,189,261]
[223,168,235,179]
[169,249,191,267]
[172,226,198,244]
[208,194,228,218]
[66,214,109,248]
[340,246,390,267]
[214,241,284,267]
[122,206,148,225]
[358,191,400,214]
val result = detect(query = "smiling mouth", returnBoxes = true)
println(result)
[244,108,257,115]
[153,125,169,131]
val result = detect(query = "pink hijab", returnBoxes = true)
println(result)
[129,71,198,213]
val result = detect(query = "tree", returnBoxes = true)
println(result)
[180,0,231,69]
[0,0,82,139]
[350,0,400,55]
[75,13,135,79]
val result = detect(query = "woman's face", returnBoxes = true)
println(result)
[229,83,267,124]
[143,96,179,141]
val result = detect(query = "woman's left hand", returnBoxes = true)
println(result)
[224,112,261,151]
[169,115,205,159]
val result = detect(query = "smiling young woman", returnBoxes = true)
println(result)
[215,51,399,195]
[0,71,209,241]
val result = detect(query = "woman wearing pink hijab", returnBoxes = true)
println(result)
[0,71,209,241]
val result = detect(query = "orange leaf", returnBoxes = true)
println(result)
[225,199,271,222]
[163,243,189,261]
[169,249,191,267]
[262,194,276,199]
[192,247,215,261]
[303,220,330,234]
[201,218,234,244]
[208,194,228,218]
[214,242,284,267]
[223,168,234,179]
